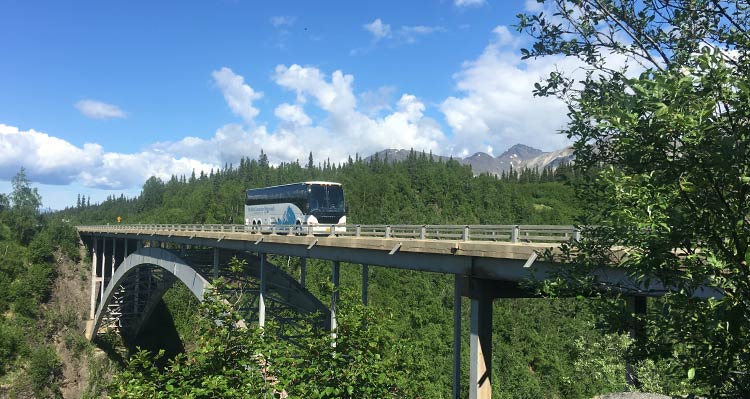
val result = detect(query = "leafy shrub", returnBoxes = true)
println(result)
[28,235,54,264]
[0,321,24,374]
[564,331,631,397]
[111,288,420,398]
[12,292,38,318]
[16,262,55,304]
[28,346,63,397]
[64,330,90,360]
[41,220,80,261]
[29,220,80,264]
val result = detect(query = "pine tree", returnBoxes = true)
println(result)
[259,150,269,168]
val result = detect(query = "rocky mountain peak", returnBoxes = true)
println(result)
[497,144,544,159]
[364,144,574,176]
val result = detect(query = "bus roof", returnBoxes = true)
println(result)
[304,181,341,186]
[247,181,341,191]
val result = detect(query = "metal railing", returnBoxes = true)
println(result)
[77,224,581,244]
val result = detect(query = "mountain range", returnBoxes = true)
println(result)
[366,144,575,176]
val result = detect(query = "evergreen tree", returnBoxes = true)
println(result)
[8,168,42,244]
[259,150,269,168]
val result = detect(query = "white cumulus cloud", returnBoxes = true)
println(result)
[275,103,312,126]
[75,99,127,120]
[0,124,216,190]
[212,67,263,124]
[0,124,101,184]
[440,25,577,155]
[363,18,391,41]
[153,65,448,168]
[359,86,396,116]
[273,64,445,160]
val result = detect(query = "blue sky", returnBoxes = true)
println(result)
[0,0,576,209]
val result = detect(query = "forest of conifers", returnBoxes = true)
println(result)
[66,150,580,227]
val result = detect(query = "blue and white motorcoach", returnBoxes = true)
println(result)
[244,181,347,233]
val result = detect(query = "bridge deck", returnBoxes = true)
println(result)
[77,224,723,299]
[78,224,559,260]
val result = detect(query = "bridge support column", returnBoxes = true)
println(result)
[453,274,462,399]
[259,253,266,328]
[111,237,116,277]
[300,257,306,288]
[470,296,493,399]
[100,238,107,304]
[180,244,186,257]
[89,238,99,320]
[86,237,104,339]
[331,261,340,341]
[134,265,140,314]
[626,296,647,386]
[213,248,219,279]
[361,264,369,306]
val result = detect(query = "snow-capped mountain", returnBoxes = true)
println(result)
[365,144,574,176]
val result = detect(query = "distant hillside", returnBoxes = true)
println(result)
[366,144,574,176]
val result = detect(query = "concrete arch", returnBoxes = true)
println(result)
[87,246,330,340]
[89,247,212,340]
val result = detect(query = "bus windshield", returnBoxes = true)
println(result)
[309,185,345,212]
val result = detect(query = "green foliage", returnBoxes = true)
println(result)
[0,170,83,394]
[28,345,63,397]
[160,284,202,348]
[0,248,24,313]
[28,234,55,264]
[37,218,81,262]
[63,330,90,360]
[4,168,42,245]
[0,320,24,373]
[112,288,418,398]
[565,331,630,396]
[519,0,750,395]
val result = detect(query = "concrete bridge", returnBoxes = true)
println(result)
[76,223,722,399]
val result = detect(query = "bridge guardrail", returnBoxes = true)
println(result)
[77,223,581,244]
